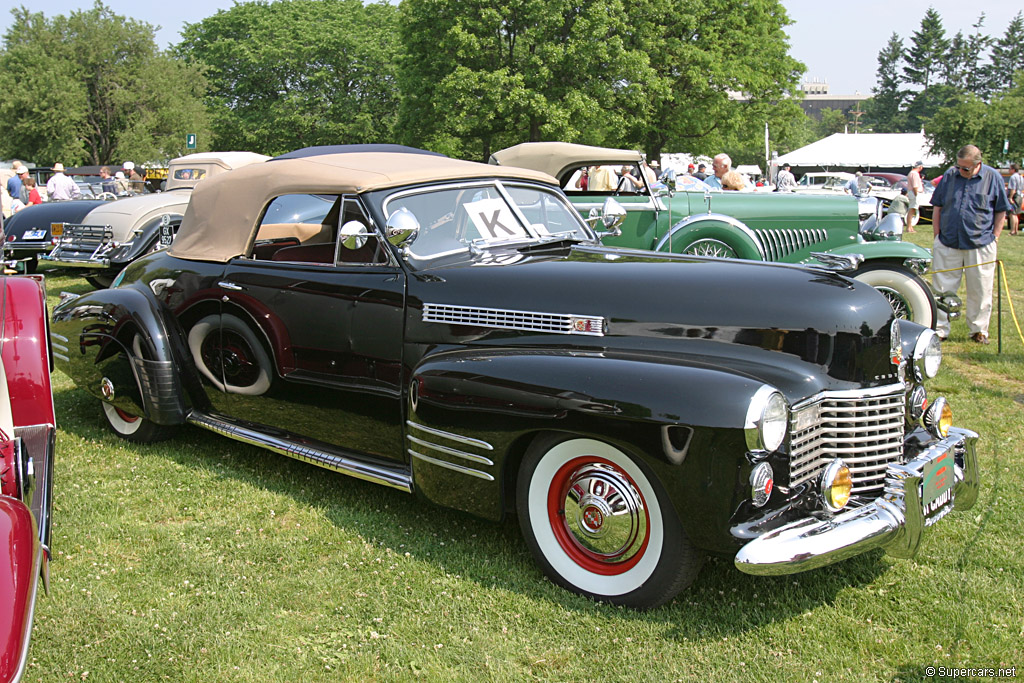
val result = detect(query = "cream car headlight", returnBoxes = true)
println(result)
[744,386,789,453]
[913,328,942,379]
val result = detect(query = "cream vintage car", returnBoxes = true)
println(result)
[32,152,269,287]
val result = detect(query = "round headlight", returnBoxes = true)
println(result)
[745,386,789,453]
[820,459,853,512]
[914,329,942,379]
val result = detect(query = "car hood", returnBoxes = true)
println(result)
[2,200,109,238]
[407,246,900,398]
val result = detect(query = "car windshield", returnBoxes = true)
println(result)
[384,181,592,268]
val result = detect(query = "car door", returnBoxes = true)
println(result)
[560,164,664,248]
[196,194,407,463]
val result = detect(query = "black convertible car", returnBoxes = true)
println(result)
[50,148,979,608]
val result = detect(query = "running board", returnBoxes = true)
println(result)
[187,412,412,493]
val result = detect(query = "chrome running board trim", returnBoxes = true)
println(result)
[188,412,412,492]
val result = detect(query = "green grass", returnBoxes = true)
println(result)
[24,234,1024,682]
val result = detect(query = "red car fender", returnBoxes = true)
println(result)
[1,276,55,428]
[0,497,40,683]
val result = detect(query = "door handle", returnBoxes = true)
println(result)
[218,281,244,291]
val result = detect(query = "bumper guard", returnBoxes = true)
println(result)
[735,426,979,575]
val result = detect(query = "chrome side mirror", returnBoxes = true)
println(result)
[340,220,371,250]
[589,197,626,239]
[385,207,420,248]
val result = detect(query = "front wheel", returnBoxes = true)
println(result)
[101,402,174,443]
[516,434,703,609]
[852,263,936,328]
[681,238,738,258]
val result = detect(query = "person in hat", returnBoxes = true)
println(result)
[776,163,796,192]
[46,162,81,201]
[906,160,925,232]
[694,163,708,181]
[113,171,131,195]
[123,161,145,193]
[6,163,29,204]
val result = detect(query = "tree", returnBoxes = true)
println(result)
[178,0,401,155]
[0,2,209,165]
[396,0,650,161]
[941,15,990,95]
[903,8,948,90]
[623,0,805,160]
[926,83,1024,164]
[864,33,906,132]
[985,12,1024,94]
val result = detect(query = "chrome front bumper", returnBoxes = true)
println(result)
[735,427,979,576]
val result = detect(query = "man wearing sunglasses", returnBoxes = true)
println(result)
[931,145,1011,344]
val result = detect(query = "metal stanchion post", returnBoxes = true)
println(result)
[997,260,1002,354]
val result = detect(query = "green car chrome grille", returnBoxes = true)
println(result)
[754,228,829,261]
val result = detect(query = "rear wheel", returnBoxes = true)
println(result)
[516,434,703,609]
[853,263,936,328]
[86,274,114,289]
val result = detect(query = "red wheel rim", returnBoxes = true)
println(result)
[547,455,650,575]
[114,406,140,423]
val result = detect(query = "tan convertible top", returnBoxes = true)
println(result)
[169,152,558,263]
[490,142,643,181]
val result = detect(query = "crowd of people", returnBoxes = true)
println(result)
[2,160,148,216]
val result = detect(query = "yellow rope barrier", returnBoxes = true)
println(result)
[922,259,1024,347]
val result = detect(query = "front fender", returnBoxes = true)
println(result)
[51,283,192,424]
[408,347,771,535]
[803,239,932,266]
[653,213,765,260]
[108,213,183,268]
[0,497,41,683]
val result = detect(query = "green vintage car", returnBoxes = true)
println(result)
[491,142,937,328]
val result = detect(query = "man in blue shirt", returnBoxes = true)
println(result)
[6,164,27,206]
[931,144,1011,344]
[704,153,730,190]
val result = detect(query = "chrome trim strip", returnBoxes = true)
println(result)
[423,303,605,336]
[409,448,495,481]
[188,412,412,492]
[49,332,68,343]
[39,257,109,269]
[791,383,905,411]
[405,421,494,450]
[407,435,494,466]
[53,352,70,363]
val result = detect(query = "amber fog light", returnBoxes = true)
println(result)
[820,459,852,512]
[923,397,953,438]
[750,462,774,508]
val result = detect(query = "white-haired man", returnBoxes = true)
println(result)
[704,154,731,190]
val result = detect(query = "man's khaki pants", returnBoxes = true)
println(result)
[931,239,998,338]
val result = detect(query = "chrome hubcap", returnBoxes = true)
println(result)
[562,463,647,563]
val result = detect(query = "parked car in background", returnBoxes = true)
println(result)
[490,143,938,327]
[2,200,110,273]
[793,171,855,194]
[1,274,56,683]
[52,146,979,609]
[41,152,269,288]
[864,172,934,221]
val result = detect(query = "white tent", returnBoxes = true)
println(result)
[776,133,944,169]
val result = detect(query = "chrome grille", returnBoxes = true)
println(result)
[423,303,604,336]
[754,228,828,261]
[789,386,905,495]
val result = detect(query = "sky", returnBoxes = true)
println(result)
[0,0,1018,95]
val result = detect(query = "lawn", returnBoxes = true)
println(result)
[22,228,1024,682]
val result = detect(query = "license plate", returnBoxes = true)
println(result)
[50,223,64,237]
[921,449,955,525]
[159,222,175,246]
[24,229,47,240]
